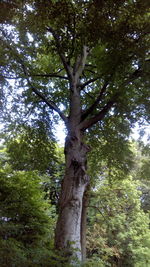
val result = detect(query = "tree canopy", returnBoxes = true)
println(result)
[0,0,149,134]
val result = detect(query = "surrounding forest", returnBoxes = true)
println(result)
[0,0,150,266]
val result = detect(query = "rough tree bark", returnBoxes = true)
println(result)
[54,44,93,261]
[54,47,115,261]
[50,42,87,261]
[55,130,90,260]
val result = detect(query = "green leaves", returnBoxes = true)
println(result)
[1,0,149,135]
[0,164,57,266]
[87,178,150,266]
[6,123,57,173]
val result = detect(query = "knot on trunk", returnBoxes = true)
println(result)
[81,142,91,153]
[71,157,89,186]
[64,135,79,154]
[72,158,81,172]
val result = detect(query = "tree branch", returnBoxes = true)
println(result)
[0,73,68,80]
[79,76,101,91]
[80,64,145,131]
[84,68,97,75]
[85,64,97,68]
[73,45,89,82]
[28,84,68,123]
[46,26,73,80]
[80,96,117,131]
[21,64,68,123]
[0,31,68,123]
[29,73,69,79]
[88,205,107,221]
[81,81,109,121]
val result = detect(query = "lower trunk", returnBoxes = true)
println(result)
[55,133,90,262]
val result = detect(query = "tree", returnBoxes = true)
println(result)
[0,164,56,266]
[86,141,150,267]
[0,136,67,267]
[5,123,57,173]
[0,0,150,262]
[131,141,150,214]
[4,124,65,207]
[87,177,150,267]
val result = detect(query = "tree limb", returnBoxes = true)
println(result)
[80,65,145,130]
[84,68,97,75]
[88,205,107,221]
[0,73,68,80]
[21,64,68,124]
[79,76,101,91]
[80,96,117,131]
[0,30,68,123]
[46,26,73,80]
[81,81,109,121]
[28,73,69,79]
[73,45,89,82]
[85,64,97,68]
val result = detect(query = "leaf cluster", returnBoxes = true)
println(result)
[87,178,150,267]
[0,163,57,266]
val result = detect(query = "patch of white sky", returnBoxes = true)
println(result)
[26,4,33,12]
[54,120,66,146]
[130,122,150,144]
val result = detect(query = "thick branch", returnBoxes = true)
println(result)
[73,45,89,82]
[22,68,68,123]
[0,31,68,123]
[27,81,68,123]
[46,26,73,80]
[80,65,145,130]
[81,81,108,121]
[80,97,117,131]
[79,76,101,91]
[0,73,68,80]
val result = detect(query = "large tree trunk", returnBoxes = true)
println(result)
[55,130,89,261]
[55,54,90,261]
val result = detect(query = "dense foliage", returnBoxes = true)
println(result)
[87,178,150,267]
[0,140,149,267]
[0,166,55,266]
[0,0,149,137]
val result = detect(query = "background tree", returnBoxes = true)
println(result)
[2,124,64,207]
[0,135,67,267]
[86,140,150,267]
[87,177,150,267]
[131,141,150,214]
[0,0,150,261]
[0,161,56,266]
